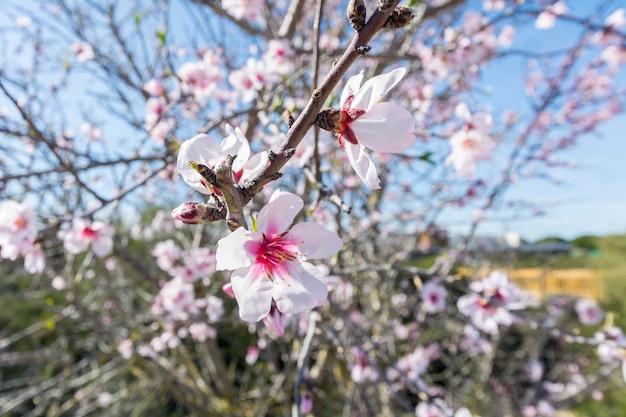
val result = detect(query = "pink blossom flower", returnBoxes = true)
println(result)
[143,79,165,96]
[80,122,102,142]
[215,190,343,322]
[606,8,625,29]
[455,408,481,417]
[445,103,495,177]
[457,270,525,334]
[390,344,440,387]
[117,339,133,359]
[221,0,265,26]
[228,58,275,103]
[205,295,224,322]
[58,218,114,257]
[23,245,45,274]
[459,324,492,355]
[350,349,379,384]
[300,391,314,414]
[177,57,223,101]
[0,200,39,259]
[262,39,294,75]
[535,1,568,30]
[498,25,515,47]
[188,322,216,341]
[177,124,269,196]
[421,281,447,313]
[15,16,32,29]
[245,346,259,365]
[151,277,197,321]
[575,298,604,326]
[317,67,416,189]
[415,399,452,417]
[70,42,95,62]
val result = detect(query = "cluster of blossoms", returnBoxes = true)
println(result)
[228,39,294,103]
[0,200,45,273]
[445,103,495,177]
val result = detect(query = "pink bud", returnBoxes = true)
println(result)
[171,202,225,224]
[245,346,259,365]
[171,202,202,224]
[221,282,235,298]
[300,392,313,414]
[262,305,285,337]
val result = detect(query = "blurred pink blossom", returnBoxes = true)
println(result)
[58,218,113,257]
[574,298,604,326]
[446,103,495,177]
[457,271,525,334]
[420,281,448,313]
[70,41,95,62]
[535,1,568,30]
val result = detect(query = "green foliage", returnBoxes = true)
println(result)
[571,235,600,251]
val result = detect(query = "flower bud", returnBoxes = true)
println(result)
[262,305,285,337]
[383,6,416,30]
[347,0,366,31]
[300,390,313,414]
[171,202,226,224]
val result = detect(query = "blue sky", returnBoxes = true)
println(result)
[449,0,626,241]
[1,0,624,242]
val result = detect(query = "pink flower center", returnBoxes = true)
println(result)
[81,225,98,240]
[14,216,27,230]
[255,232,297,280]
[462,137,474,148]
[337,95,366,148]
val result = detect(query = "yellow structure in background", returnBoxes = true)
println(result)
[459,268,603,300]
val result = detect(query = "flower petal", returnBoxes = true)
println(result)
[340,72,364,108]
[231,265,274,322]
[287,222,342,259]
[351,67,406,111]
[351,102,415,153]
[222,125,251,170]
[216,227,256,271]
[177,134,222,195]
[239,151,269,183]
[256,190,304,235]
[344,143,381,190]
[272,261,328,314]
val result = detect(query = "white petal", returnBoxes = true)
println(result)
[222,125,251,169]
[340,72,365,107]
[273,261,328,314]
[351,67,406,111]
[288,222,342,259]
[344,143,381,190]
[177,134,221,195]
[239,151,269,183]
[455,102,471,121]
[351,102,415,153]
[215,227,256,271]
[231,265,274,322]
[256,191,303,235]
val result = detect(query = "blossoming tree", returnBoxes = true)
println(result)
[0,0,625,416]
